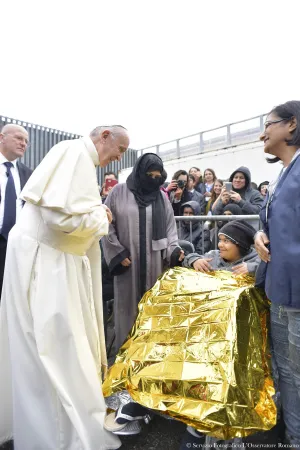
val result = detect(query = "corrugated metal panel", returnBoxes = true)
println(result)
[0,115,137,184]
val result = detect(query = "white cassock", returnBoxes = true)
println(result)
[0,137,121,450]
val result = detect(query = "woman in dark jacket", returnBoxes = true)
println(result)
[168,170,191,216]
[255,100,300,447]
[212,166,264,215]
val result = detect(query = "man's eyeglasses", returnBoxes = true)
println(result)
[264,118,291,131]
[3,133,30,147]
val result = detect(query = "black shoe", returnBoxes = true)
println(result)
[180,427,205,450]
[115,402,150,425]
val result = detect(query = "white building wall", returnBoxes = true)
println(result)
[119,140,281,185]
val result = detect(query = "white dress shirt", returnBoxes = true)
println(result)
[0,153,22,231]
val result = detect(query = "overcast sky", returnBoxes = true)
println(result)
[1,0,299,149]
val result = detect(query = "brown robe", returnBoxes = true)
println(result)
[102,184,179,350]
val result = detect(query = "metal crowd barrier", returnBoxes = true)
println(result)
[175,215,261,254]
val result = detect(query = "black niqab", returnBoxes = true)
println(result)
[126,153,168,297]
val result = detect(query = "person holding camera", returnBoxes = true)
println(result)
[100,171,118,203]
[212,166,264,216]
[167,170,192,216]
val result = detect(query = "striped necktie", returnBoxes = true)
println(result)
[1,162,17,240]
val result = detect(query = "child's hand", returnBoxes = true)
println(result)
[232,262,248,276]
[193,258,213,273]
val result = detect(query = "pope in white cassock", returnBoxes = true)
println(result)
[0,125,130,450]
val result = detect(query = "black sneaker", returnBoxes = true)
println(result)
[115,402,150,425]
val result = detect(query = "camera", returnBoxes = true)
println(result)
[177,179,185,189]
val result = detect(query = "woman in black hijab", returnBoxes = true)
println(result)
[102,153,183,350]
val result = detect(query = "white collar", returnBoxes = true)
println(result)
[0,152,18,168]
[81,136,100,166]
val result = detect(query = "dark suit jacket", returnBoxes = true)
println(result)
[0,161,33,204]
[17,161,33,190]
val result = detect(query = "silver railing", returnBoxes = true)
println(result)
[138,114,267,162]
[176,215,261,255]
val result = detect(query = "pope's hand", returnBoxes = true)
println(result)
[102,205,113,223]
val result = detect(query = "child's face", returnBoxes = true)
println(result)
[218,234,241,262]
[183,207,195,216]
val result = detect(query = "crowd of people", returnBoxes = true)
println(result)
[0,100,300,450]
[100,163,268,255]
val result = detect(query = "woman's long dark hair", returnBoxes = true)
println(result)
[267,101,300,164]
[210,179,223,204]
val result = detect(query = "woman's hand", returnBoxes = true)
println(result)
[232,262,248,276]
[254,231,270,263]
[220,187,230,205]
[192,258,213,272]
[229,191,241,203]
[121,258,131,267]
[166,180,178,192]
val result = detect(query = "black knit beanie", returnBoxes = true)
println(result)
[218,220,255,250]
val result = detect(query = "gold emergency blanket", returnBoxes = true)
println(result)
[103,267,276,439]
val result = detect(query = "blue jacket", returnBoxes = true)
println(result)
[261,155,300,307]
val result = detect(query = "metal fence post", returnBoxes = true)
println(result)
[260,115,264,132]
[226,125,231,146]
[176,140,180,158]
[200,133,204,153]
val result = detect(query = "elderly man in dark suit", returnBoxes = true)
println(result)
[0,124,32,296]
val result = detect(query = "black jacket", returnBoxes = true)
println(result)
[17,161,33,190]
[179,201,211,254]
[169,189,192,216]
[0,161,32,203]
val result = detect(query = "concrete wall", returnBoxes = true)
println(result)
[119,140,281,185]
